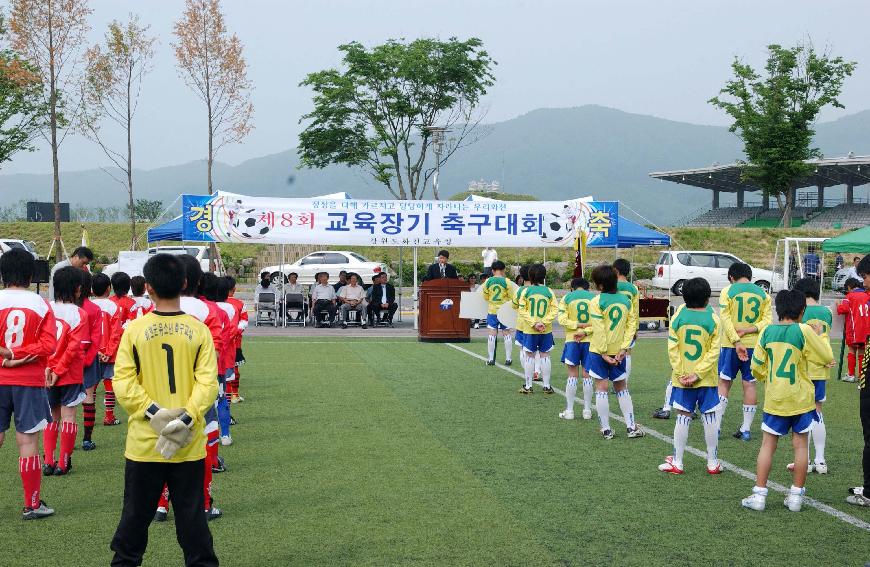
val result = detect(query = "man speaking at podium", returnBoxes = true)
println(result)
[425,250,458,281]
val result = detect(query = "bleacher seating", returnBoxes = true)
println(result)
[803,204,870,229]
[684,207,762,227]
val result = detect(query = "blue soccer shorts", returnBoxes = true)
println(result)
[813,380,826,403]
[486,313,508,331]
[514,330,525,347]
[101,362,115,380]
[670,385,720,414]
[522,332,554,353]
[83,361,101,389]
[561,341,590,367]
[761,410,818,436]
[586,352,628,382]
[718,347,755,382]
[47,384,86,408]
[0,385,52,434]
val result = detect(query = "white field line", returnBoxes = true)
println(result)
[445,342,870,533]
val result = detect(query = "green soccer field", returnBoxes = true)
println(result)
[0,337,867,566]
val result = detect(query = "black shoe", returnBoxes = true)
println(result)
[542,387,555,395]
[212,456,226,473]
[82,440,96,451]
[652,408,671,419]
[153,508,168,523]
[22,500,54,520]
[504,359,512,366]
[486,359,495,366]
[362,323,367,329]
[341,322,348,329]
[42,463,56,477]
[206,507,222,521]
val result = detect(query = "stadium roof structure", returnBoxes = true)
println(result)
[649,154,870,208]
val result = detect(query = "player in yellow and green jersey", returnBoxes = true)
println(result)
[585,265,644,440]
[657,278,722,475]
[557,278,595,420]
[786,277,833,475]
[742,289,833,513]
[482,261,518,367]
[110,253,219,565]
[715,262,772,441]
[511,267,537,378]
[516,264,558,395]
[613,259,639,382]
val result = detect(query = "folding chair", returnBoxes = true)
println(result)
[255,292,278,327]
[283,292,307,327]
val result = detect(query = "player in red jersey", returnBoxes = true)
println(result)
[225,277,247,403]
[92,273,126,425]
[213,276,240,446]
[0,249,58,519]
[155,255,224,523]
[79,271,103,451]
[126,275,153,323]
[43,267,88,476]
[837,278,870,382]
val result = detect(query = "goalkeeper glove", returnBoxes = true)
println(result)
[145,404,186,437]
[155,412,195,459]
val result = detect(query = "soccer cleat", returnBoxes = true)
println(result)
[843,375,856,383]
[542,387,555,395]
[784,489,805,512]
[627,426,645,438]
[558,411,574,420]
[786,462,813,473]
[230,394,241,404]
[486,359,495,366]
[741,489,767,511]
[505,359,512,366]
[814,462,828,474]
[706,462,724,475]
[42,462,56,477]
[658,458,684,474]
[22,500,54,520]
[206,507,222,521]
[82,440,96,451]
[220,435,233,446]
[733,429,751,441]
[581,409,593,420]
[212,456,226,473]
[601,428,615,440]
[518,386,533,395]
[153,507,168,522]
[235,395,245,403]
[104,417,121,426]
[652,408,671,419]
[846,493,870,507]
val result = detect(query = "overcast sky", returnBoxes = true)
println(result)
[3,0,869,175]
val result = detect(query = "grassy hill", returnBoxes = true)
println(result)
[3,223,847,285]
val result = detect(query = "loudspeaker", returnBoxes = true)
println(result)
[32,260,50,284]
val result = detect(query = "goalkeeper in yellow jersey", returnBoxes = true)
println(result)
[657,278,722,475]
[110,253,219,566]
[481,260,517,366]
[742,290,834,513]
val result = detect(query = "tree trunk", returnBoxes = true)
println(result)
[207,98,216,271]
[48,17,61,262]
[781,189,794,229]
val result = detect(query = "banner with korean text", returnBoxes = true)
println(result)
[182,191,618,248]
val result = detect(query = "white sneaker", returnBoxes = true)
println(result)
[814,462,828,474]
[558,411,574,420]
[786,462,813,473]
[220,435,233,446]
[741,487,768,511]
[843,375,856,383]
[626,425,645,438]
[784,488,805,512]
[581,409,593,420]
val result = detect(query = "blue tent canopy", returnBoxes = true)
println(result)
[614,216,670,248]
[147,216,182,242]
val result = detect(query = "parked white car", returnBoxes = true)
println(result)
[102,246,221,278]
[652,250,782,295]
[0,239,39,259]
[262,251,389,285]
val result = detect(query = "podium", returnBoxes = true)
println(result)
[418,278,471,342]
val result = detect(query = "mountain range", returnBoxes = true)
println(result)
[1,105,868,224]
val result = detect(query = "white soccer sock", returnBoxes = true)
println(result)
[663,381,673,411]
[596,391,610,430]
[524,355,534,389]
[541,356,552,388]
[503,334,513,362]
[487,334,496,361]
[673,414,690,468]
[520,348,528,371]
[534,352,541,376]
[582,377,594,411]
[813,413,826,464]
[716,395,729,433]
[740,404,756,433]
[565,376,578,412]
[625,354,632,385]
[616,389,636,429]
[702,411,719,466]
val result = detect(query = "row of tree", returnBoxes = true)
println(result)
[2,0,252,256]
[0,198,164,223]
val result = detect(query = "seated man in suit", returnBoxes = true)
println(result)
[425,249,459,281]
[368,273,398,325]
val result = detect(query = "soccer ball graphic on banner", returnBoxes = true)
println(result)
[540,212,575,244]
[230,207,271,239]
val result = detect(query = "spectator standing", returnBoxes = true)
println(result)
[49,247,93,301]
[847,257,862,282]
[835,252,844,271]
[482,247,498,278]
[803,246,821,281]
